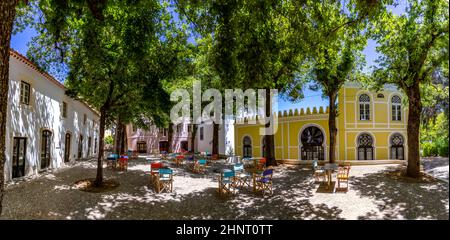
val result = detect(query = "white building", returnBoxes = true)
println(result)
[4,50,100,182]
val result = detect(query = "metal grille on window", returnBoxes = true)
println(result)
[358,133,373,160]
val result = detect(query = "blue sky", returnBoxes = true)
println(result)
[10,2,406,112]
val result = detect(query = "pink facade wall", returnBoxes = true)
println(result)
[126,123,191,154]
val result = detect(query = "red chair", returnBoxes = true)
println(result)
[150,162,163,184]
[257,157,267,170]
[174,155,184,167]
[118,155,129,171]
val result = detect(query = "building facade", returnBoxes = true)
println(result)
[127,121,235,155]
[235,82,408,163]
[4,50,100,182]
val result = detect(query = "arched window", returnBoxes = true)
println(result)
[390,134,404,160]
[300,126,325,160]
[357,133,373,160]
[359,94,371,120]
[41,130,52,169]
[392,95,402,121]
[243,136,252,158]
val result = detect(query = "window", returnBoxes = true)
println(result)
[377,93,384,98]
[390,134,404,160]
[78,134,83,159]
[200,127,204,141]
[132,125,137,132]
[12,137,27,178]
[359,94,371,120]
[62,102,67,118]
[163,128,167,136]
[41,130,52,169]
[88,137,92,156]
[300,126,325,160]
[20,81,31,105]
[357,134,373,160]
[137,141,147,153]
[83,114,87,125]
[243,136,252,158]
[392,95,402,121]
[177,124,182,133]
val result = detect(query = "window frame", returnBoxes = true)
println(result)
[20,81,31,105]
[391,95,402,121]
[359,94,371,121]
[62,102,68,118]
[199,127,204,141]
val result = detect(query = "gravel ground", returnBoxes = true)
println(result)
[422,157,449,182]
[1,157,448,220]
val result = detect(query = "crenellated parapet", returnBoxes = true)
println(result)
[235,106,329,123]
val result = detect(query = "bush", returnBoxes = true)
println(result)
[437,138,449,157]
[422,142,438,157]
[104,135,114,145]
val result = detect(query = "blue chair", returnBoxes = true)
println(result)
[255,169,273,196]
[218,170,236,196]
[233,163,251,189]
[312,159,326,182]
[155,168,173,193]
[193,159,207,173]
[106,154,119,169]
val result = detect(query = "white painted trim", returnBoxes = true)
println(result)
[287,122,290,159]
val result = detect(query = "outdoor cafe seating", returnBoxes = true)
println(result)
[254,168,274,196]
[337,163,351,191]
[192,159,207,173]
[233,163,251,189]
[118,155,129,171]
[150,162,164,184]
[312,159,327,182]
[154,168,174,193]
[218,169,237,196]
[106,153,119,169]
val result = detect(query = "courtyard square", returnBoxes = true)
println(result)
[2,157,448,220]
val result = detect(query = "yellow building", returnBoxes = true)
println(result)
[235,82,407,163]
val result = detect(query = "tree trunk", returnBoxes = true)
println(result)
[264,88,277,166]
[406,83,422,178]
[191,124,197,153]
[212,122,219,155]
[167,122,173,153]
[328,92,338,163]
[0,0,19,216]
[94,106,107,187]
[113,120,126,154]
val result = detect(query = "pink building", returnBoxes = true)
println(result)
[126,123,191,154]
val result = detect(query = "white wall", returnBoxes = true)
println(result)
[5,53,99,182]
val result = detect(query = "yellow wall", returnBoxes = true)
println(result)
[235,84,408,162]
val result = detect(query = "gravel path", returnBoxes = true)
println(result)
[1,157,448,220]
[422,157,449,182]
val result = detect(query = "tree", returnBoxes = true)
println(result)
[0,0,34,217]
[372,0,449,177]
[284,1,383,163]
[30,0,188,186]
[176,0,308,166]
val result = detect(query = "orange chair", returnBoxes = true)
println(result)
[337,164,351,191]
